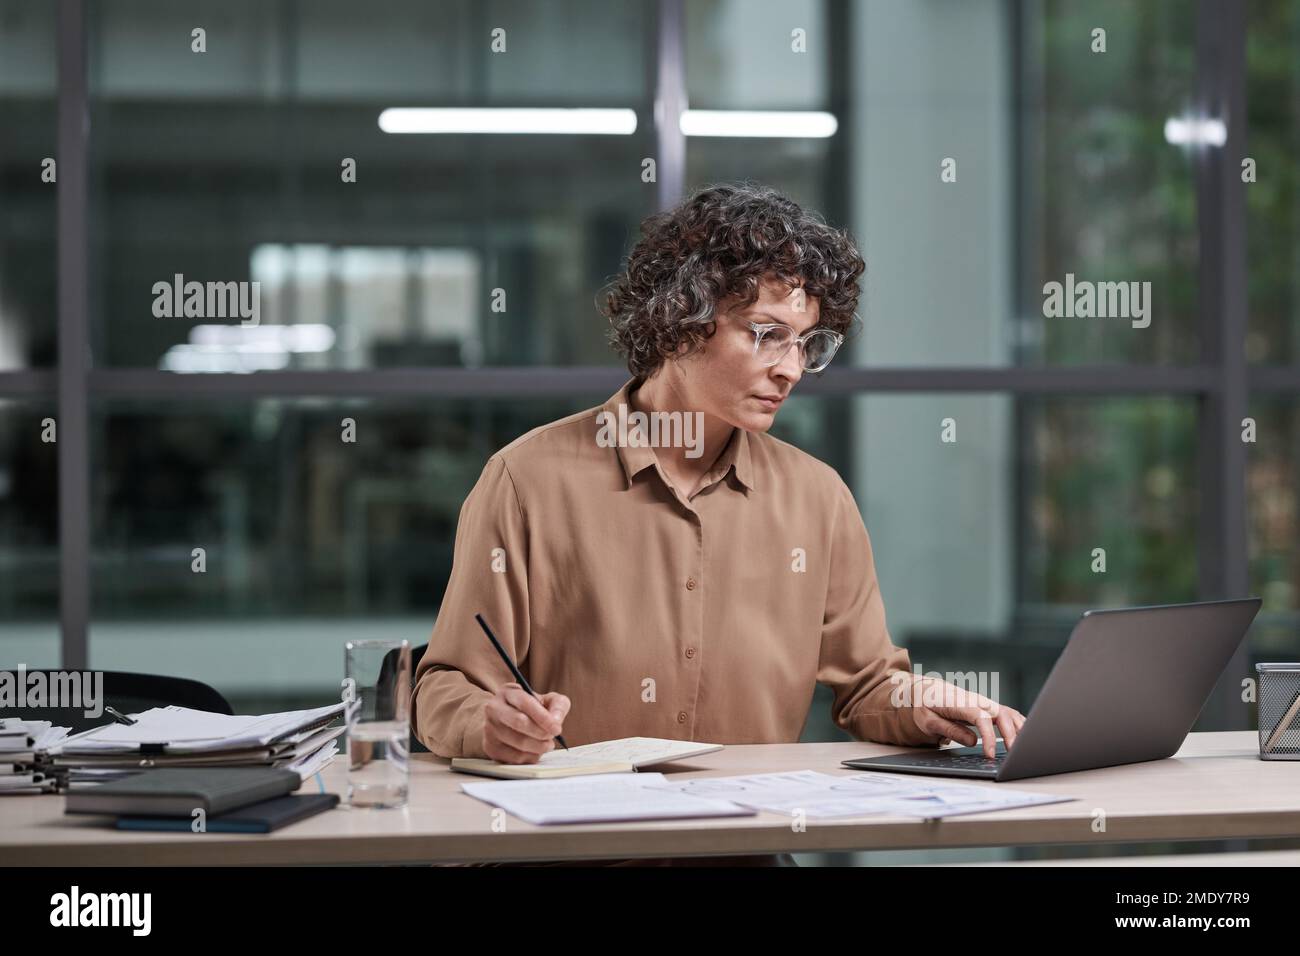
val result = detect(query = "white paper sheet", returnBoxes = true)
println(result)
[283,742,338,779]
[460,771,759,825]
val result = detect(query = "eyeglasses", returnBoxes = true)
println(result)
[747,321,844,373]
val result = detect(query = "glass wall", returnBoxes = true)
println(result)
[0,0,1285,749]
[89,395,605,709]
[1247,1,1300,658]
[0,0,58,666]
[1246,0,1300,364]
[0,0,56,370]
[88,0,655,370]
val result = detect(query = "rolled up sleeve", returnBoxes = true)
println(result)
[411,454,531,759]
[818,475,944,749]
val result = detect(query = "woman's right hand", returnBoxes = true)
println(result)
[483,682,570,764]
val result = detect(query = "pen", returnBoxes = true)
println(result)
[104,706,137,726]
[474,612,569,751]
[1264,689,1300,754]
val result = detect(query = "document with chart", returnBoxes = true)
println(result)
[643,770,1077,820]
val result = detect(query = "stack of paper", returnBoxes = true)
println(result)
[46,704,345,791]
[0,719,71,794]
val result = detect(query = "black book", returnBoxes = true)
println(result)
[65,767,301,816]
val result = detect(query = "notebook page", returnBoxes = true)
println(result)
[537,737,718,768]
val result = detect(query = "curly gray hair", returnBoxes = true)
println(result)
[599,181,864,381]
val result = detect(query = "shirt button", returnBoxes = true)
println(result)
[677,711,687,723]
[685,647,695,659]
[685,578,697,590]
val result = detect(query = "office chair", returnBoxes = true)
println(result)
[376,642,430,753]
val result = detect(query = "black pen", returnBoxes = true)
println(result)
[475,612,569,751]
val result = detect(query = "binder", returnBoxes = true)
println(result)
[53,703,345,756]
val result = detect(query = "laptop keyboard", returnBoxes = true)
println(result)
[938,754,1005,768]
[845,744,1010,776]
[878,746,1007,771]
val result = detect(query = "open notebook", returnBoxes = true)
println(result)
[449,737,723,779]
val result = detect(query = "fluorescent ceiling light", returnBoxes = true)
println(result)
[189,324,336,353]
[1163,115,1226,147]
[378,107,637,135]
[160,345,291,374]
[680,110,838,138]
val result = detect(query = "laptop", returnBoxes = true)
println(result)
[842,597,1262,782]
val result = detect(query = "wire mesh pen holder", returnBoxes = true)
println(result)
[1256,663,1300,760]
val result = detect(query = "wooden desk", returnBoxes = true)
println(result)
[938,849,1300,866]
[3,732,1297,866]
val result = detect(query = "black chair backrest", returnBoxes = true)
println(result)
[375,643,429,753]
[0,670,233,735]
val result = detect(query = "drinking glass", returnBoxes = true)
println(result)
[344,639,411,808]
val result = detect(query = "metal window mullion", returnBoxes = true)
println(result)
[84,365,1220,399]
[0,371,58,396]
[654,0,686,212]
[1195,0,1250,733]
[56,0,90,671]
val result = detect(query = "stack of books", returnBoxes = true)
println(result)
[47,703,345,791]
[65,766,340,833]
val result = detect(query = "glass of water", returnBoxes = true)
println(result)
[344,639,411,808]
